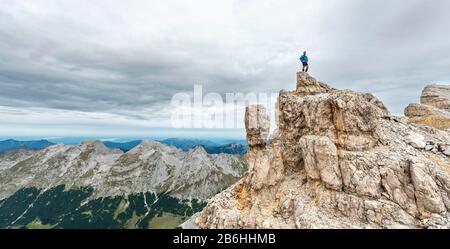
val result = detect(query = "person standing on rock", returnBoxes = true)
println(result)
[300,51,309,72]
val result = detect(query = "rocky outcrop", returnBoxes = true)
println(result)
[421,85,450,111]
[295,72,334,97]
[196,72,450,229]
[405,85,450,131]
[245,105,270,147]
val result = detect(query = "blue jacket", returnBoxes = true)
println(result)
[300,55,308,63]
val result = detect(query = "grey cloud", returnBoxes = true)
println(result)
[1,0,450,127]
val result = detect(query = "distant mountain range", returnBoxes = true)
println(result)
[159,138,219,151]
[1,138,248,155]
[0,140,248,228]
[106,139,248,155]
[203,143,247,155]
[102,140,143,152]
[0,139,55,153]
[159,138,247,155]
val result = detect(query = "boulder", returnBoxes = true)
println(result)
[405,132,426,149]
[405,85,450,131]
[421,85,450,112]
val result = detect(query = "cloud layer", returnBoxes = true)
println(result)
[1,0,450,138]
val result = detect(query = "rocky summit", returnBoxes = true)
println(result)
[195,72,450,229]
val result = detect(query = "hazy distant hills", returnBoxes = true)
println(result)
[0,139,55,153]
[159,138,247,155]
[102,140,143,152]
[104,139,218,152]
[159,138,218,151]
[203,143,247,155]
[106,139,248,155]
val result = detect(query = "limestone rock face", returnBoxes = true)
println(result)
[196,73,450,229]
[245,105,270,147]
[405,132,426,149]
[405,85,450,131]
[299,136,342,191]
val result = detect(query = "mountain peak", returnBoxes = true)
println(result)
[196,72,450,229]
[130,140,168,152]
[81,140,103,146]
[296,72,334,97]
[189,145,208,155]
[80,140,109,150]
[75,140,121,156]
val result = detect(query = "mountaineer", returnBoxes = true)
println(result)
[299,51,309,72]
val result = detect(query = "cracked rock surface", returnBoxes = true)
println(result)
[195,72,450,229]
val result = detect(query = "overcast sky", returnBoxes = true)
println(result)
[1,0,450,139]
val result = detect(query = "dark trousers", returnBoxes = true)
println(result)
[302,62,309,72]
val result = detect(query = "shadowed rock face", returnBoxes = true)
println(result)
[195,72,450,229]
[406,85,450,131]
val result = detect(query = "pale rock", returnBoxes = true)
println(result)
[340,152,382,198]
[422,214,449,229]
[196,72,450,229]
[425,144,435,151]
[405,84,450,131]
[296,72,334,96]
[299,135,342,190]
[181,212,200,229]
[405,133,426,149]
[443,146,450,157]
[410,160,446,216]
[245,105,270,147]
[421,85,450,111]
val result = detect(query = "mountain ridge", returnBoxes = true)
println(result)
[0,140,248,201]
[1,138,247,155]
[0,139,55,153]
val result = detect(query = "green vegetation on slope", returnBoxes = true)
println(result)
[149,212,187,229]
[0,185,206,229]
[26,218,54,229]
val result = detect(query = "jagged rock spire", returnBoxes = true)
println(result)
[245,105,270,147]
